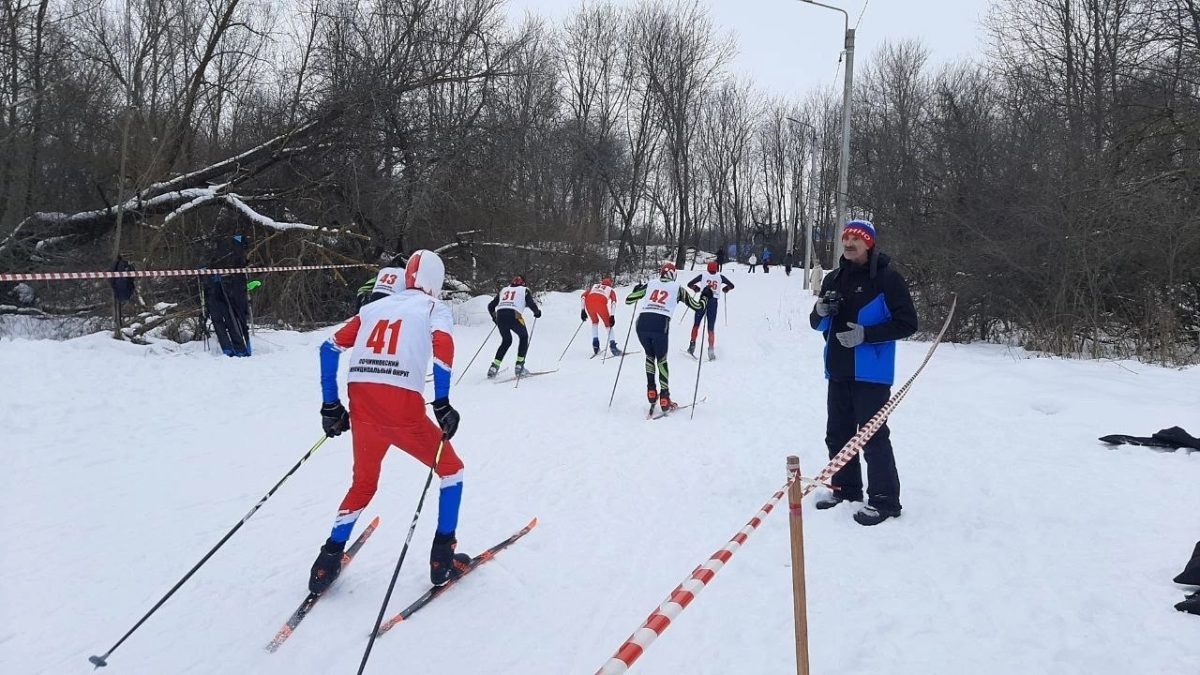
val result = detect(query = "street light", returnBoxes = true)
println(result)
[796,0,854,262]
[786,117,819,289]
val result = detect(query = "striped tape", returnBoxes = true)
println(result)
[596,485,792,675]
[0,263,367,282]
[595,297,958,673]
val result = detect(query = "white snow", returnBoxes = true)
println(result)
[1,268,1198,675]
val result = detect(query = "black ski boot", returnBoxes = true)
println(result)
[430,531,472,587]
[592,337,601,356]
[1176,590,1200,616]
[1173,541,1200,585]
[687,341,696,356]
[814,490,861,510]
[308,538,345,593]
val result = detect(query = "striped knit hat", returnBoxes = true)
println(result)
[842,220,876,248]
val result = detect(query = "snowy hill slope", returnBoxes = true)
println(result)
[2,267,1198,674]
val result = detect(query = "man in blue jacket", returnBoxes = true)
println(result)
[809,220,918,526]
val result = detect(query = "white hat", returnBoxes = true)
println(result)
[404,250,445,296]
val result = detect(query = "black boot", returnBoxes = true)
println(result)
[853,503,902,526]
[308,538,345,594]
[814,490,862,510]
[430,531,472,587]
[1173,541,1200,586]
[1176,590,1200,616]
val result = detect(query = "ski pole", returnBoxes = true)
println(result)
[514,316,539,389]
[723,292,728,327]
[689,326,707,421]
[359,437,447,674]
[455,323,496,384]
[559,318,585,362]
[88,434,330,668]
[607,301,639,408]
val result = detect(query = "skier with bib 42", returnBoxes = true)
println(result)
[625,262,711,414]
[685,262,734,359]
[486,275,542,378]
[312,249,471,592]
[581,277,621,357]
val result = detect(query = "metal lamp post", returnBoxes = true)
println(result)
[798,0,854,263]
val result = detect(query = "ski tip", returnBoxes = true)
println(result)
[528,517,538,529]
[367,515,381,528]
[88,655,108,668]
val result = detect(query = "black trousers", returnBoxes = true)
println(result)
[636,313,670,394]
[825,379,901,510]
[493,309,529,361]
[205,277,249,354]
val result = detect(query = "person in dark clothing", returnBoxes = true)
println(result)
[205,235,252,357]
[762,248,772,273]
[808,220,918,526]
[715,247,727,271]
[486,275,542,377]
[1178,541,1200,615]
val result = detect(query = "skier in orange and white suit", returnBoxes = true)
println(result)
[581,277,621,357]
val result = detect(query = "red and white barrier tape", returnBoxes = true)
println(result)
[0,263,366,282]
[595,297,957,673]
[596,484,794,675]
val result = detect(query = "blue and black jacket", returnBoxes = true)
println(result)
[809,251,918,385]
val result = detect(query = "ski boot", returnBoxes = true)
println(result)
[659,390,677,413]
[592,337,601,356]
[686,341,696,356]
[853,503,902,526]
[308,538,345,593]
[1177,590,1200,616]
[609,341,621,357]
[486,361,500,379]
[814,490,862,510]
[514,362,527,377]
[707,346,716,361]
[430,531,472,587]
[646,388,658,414]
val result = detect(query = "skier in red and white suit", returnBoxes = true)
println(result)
[581,277,621,357]
[310,249,470,592]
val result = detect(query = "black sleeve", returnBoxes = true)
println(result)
[720,275,734,291]
[863,269,918,343]
[686,274,702,292]
[487,294,499,316]
[525,289,540,313]
[808,273,836,330]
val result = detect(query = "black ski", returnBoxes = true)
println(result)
[266,516,381,652]
[374,517,537,636]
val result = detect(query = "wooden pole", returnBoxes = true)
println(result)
[787,455,811,675]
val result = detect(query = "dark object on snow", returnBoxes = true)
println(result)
[1177,590,1200,616]
[1175,541,1200,586]
[110,257,136,303]
[1099,427,1200,452]
[203,235,251,356]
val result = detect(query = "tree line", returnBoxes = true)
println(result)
[0,0,1196,362]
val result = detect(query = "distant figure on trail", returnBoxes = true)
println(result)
[686,262,734,360]
[747,254,758,273]
[487,275,541,378]
[581,277,621,357]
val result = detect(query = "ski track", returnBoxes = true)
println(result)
[2,267,1199,674]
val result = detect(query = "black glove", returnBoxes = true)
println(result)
[489,310,497,324]
[431,398,460,440]
[533,308,542,319]
[581,309,588,321]
[701,286,714,300]
[607,316,616,328]
[320,401,350,437]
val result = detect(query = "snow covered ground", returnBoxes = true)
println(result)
[2,267,1198,675]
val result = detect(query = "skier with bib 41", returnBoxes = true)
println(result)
[311,249,471,592]
[625,262,711,414]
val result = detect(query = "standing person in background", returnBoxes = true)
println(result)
[625,263,710,415]
[762,248,772,273]
[486,275,541,378]
[204,234,252,357]
[809,220,918,526]
[748,253,758,273]
[685,262,734,360]
[784,250,794,276]
[581,277,621,357]
[715,247,727,271]
[311,249,471,591]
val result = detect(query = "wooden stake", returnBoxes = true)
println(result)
[787,455,811,675]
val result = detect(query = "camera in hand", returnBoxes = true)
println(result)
[821,290,843,316]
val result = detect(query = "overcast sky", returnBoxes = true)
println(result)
[502,0,995,97]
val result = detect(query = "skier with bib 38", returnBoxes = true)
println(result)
[685,262,734,359]
[625,262,710,414]
[486,275,542,378]
[581,277,620,356]
[311,249,470,592]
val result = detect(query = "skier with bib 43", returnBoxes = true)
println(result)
[581,277,620,357]
[486,275,542,378]
[625,262,711,414]
[312,249,471,592]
